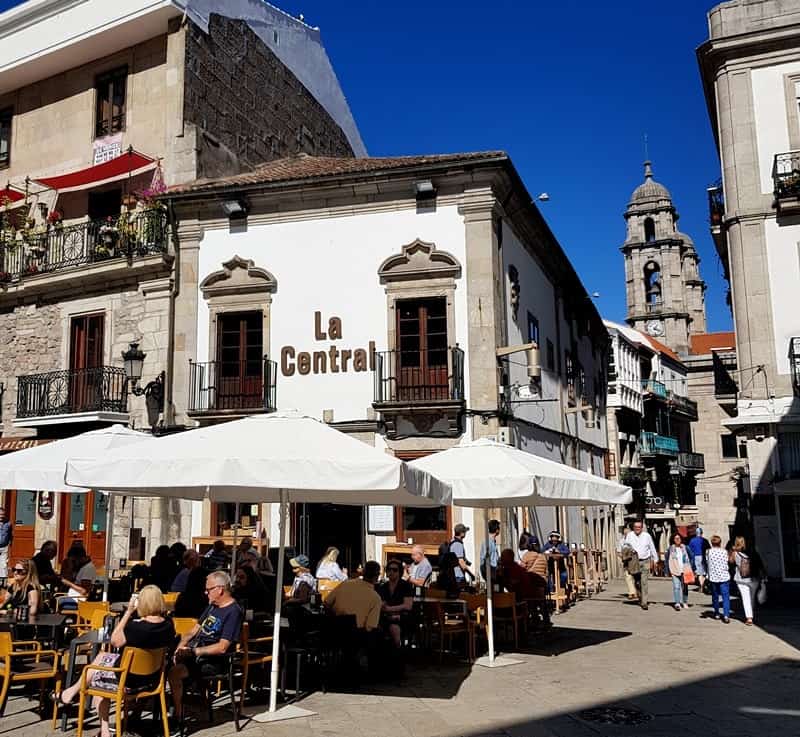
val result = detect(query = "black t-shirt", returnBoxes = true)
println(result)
[192,603,243,649]
[376,579,413,608]
[122,617,177,688]
[4,583,33,608]
[32,553,57,583]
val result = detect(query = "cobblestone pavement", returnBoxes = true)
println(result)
[4,578,798,737]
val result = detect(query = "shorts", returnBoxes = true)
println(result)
[181,653,229,682]
[693,555,707,577]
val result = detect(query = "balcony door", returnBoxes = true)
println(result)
[396,297,448,401]
[59,491,108,564]
[217,311,263,410]
[70,314,104,412]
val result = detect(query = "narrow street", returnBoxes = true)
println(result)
[6,579,798,737]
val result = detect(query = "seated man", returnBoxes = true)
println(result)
[203,540,229,571]
[171,549,201,593]
[325,560,382,631]
[405,545,432,588]
[60,544,97,610]
[376,559,413,648]
[498,548,549,625]
[168,571,243,721]
[32,540,62,589]
[542,531,569,592]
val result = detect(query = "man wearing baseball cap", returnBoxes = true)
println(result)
[450,523,474,586]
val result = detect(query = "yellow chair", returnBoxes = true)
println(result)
[76,646,169,737]
[162,592,179,610]
[172,617,198,638]
[459,592,487,660]
[239,621,272,708]
[491,591,527,649]
[0,631,61,719]
[317,578,341,603]
[77,601,110,628]
[433,602,472,663]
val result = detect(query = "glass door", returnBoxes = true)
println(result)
[8,490,36,560]
[59,490,107,565]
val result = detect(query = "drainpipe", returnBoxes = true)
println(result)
[165,198,180,428]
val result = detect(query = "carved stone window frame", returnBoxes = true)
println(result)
[377,239,462,352]
[784,73,800,152]
[199,255,277,362]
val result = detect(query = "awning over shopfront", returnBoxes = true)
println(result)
[0,186,25,205]
[35,149,157,193]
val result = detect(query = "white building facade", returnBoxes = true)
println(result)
[698,0,800,582]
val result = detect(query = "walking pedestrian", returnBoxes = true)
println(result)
[707,535,731,623]
[0,507,12,579]
[688,526,710,592]
[617,524,638,600]
[623,520,658,610]
[667,533,691,610]
[730,536,757,626]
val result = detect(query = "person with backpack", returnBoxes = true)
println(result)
[438,523,474,589]
[730,536,758,626]
[688,526,710,592]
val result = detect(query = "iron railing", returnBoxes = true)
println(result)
[667,390,698,419]
[707,182,724,226]
[790,337,800,398]
[374,346,464,404]
[0,209,168,282]
[645,301,663,314]
[16,366,128,418]
[773,151,800,200]
[188,357,277,414]
[620,466,648,487]
[678,451,705,472]
[642,379,668,399]
[638,431,679,457]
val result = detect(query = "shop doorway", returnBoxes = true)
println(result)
[8,490,36,560]
[59,491,108,564]
[296,503,365,574]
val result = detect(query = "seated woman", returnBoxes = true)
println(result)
[431,552,461,599]
[59,585,176,737]
[376,559,413,648]
[58,543,96,610]
[315,547,348,582]
[233,566,269,610]
[285,555,315,605]
[0,558,41,614]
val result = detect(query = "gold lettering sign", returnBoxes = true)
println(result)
[281,313,375,377]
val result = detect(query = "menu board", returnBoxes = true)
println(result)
[367,505,395,534]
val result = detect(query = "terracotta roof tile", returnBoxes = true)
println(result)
[168,151,507,195]
[689,331,735,355]
[645,336,682,363]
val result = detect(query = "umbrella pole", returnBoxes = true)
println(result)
[485,534,495,665]
[232,502,240,576]
[102,494,114,602]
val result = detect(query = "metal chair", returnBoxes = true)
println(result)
[0,631,61,719]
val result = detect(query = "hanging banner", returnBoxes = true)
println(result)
[38,490,54,520]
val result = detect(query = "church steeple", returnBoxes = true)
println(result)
[621,161,707,354]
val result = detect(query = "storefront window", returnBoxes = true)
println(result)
[14,490,36,526]
[779,494,800,579]
[215,502,261,536]
[402,506,447,532]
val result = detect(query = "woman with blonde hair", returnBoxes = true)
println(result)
[707,535,731,623]
[59,585,176,737]
[0,558,41,615]
[730,536,757,625]
[315,546,348,582]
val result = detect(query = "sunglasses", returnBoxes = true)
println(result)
[387,567,400,573]
[12,568,26,574]
[204,585,223,594]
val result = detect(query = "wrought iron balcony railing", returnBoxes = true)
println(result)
[188,357,277,415]
[790,337,800,398]
[642,379,668,399]
[678,451,705,472]
[374,346,465,404]
[638,431,679,457]
[0,209,168,283]
[16,366,128,418]
[707,182,724,227]
[773,151,800,209]
[667,390,698,419]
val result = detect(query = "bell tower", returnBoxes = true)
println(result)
[622,161,706,354]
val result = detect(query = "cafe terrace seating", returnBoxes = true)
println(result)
[0,631,61,720]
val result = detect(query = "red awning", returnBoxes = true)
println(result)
[35,150,157,193]
[0,187,25,204]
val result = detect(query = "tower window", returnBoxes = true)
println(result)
[644,261,661,306]
[644,218,656,243]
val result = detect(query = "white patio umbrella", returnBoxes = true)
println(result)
[408,438,631,668]
[0,424,151,599]
[66,410,449,720]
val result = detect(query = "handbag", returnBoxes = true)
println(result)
[756,578,768,605]
[682,565,695,585]
[89,652,120,691]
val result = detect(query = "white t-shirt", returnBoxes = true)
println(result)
[67,561,97,597]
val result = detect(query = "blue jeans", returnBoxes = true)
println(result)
[671,575,687,605]
[711,581,730,618]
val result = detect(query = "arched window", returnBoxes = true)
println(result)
[644,261,661,305]
[644,218,656,243]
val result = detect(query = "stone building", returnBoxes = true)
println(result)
[698,0,800,583]
[164,151,611,573]
[0,0,362,565]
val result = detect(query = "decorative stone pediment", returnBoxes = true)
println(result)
[200,255,277,299]
[378,239,461,284]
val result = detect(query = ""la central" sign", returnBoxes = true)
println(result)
[281,312,376,376]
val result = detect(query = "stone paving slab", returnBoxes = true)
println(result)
[3,579,798,737]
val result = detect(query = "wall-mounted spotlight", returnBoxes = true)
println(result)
[414,180,436,200]
[221,198,248,219]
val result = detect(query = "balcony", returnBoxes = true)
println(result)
[642,379,668,399]
[620,466,648,487]
[638,431,679,458]
[790,337,800,398]
[678,451,705,473]
[16,366,128,426]
[0,209,169,293]
[187,357,277,421]
[667,390,698,421]
[772,151,800,215]
[645,300,663,314]
[373,346,465,438]
[713,351,738,408]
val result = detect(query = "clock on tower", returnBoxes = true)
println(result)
[646,319,664,337]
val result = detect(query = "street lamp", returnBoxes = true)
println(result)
[121,342,146,393]
[121,341,165,432]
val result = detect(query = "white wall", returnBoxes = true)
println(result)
[752,61,800,195]
[197,206,468,422]
[764,217,800,376]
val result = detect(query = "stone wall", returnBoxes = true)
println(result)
[184,13,354,179]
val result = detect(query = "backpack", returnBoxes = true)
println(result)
[738,553,752,578]
[438,538,456,562]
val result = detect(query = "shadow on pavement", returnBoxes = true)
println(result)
[518,626,632,656]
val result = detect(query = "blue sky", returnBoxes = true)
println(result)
[0,0,730,332]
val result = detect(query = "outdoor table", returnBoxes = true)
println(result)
[60,629,110,731]
[0,611,67,649]
[110,601,127,614]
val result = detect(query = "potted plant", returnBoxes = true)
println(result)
[25,263,38,276]
[47,210,63,228]
[97,216,119,256]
